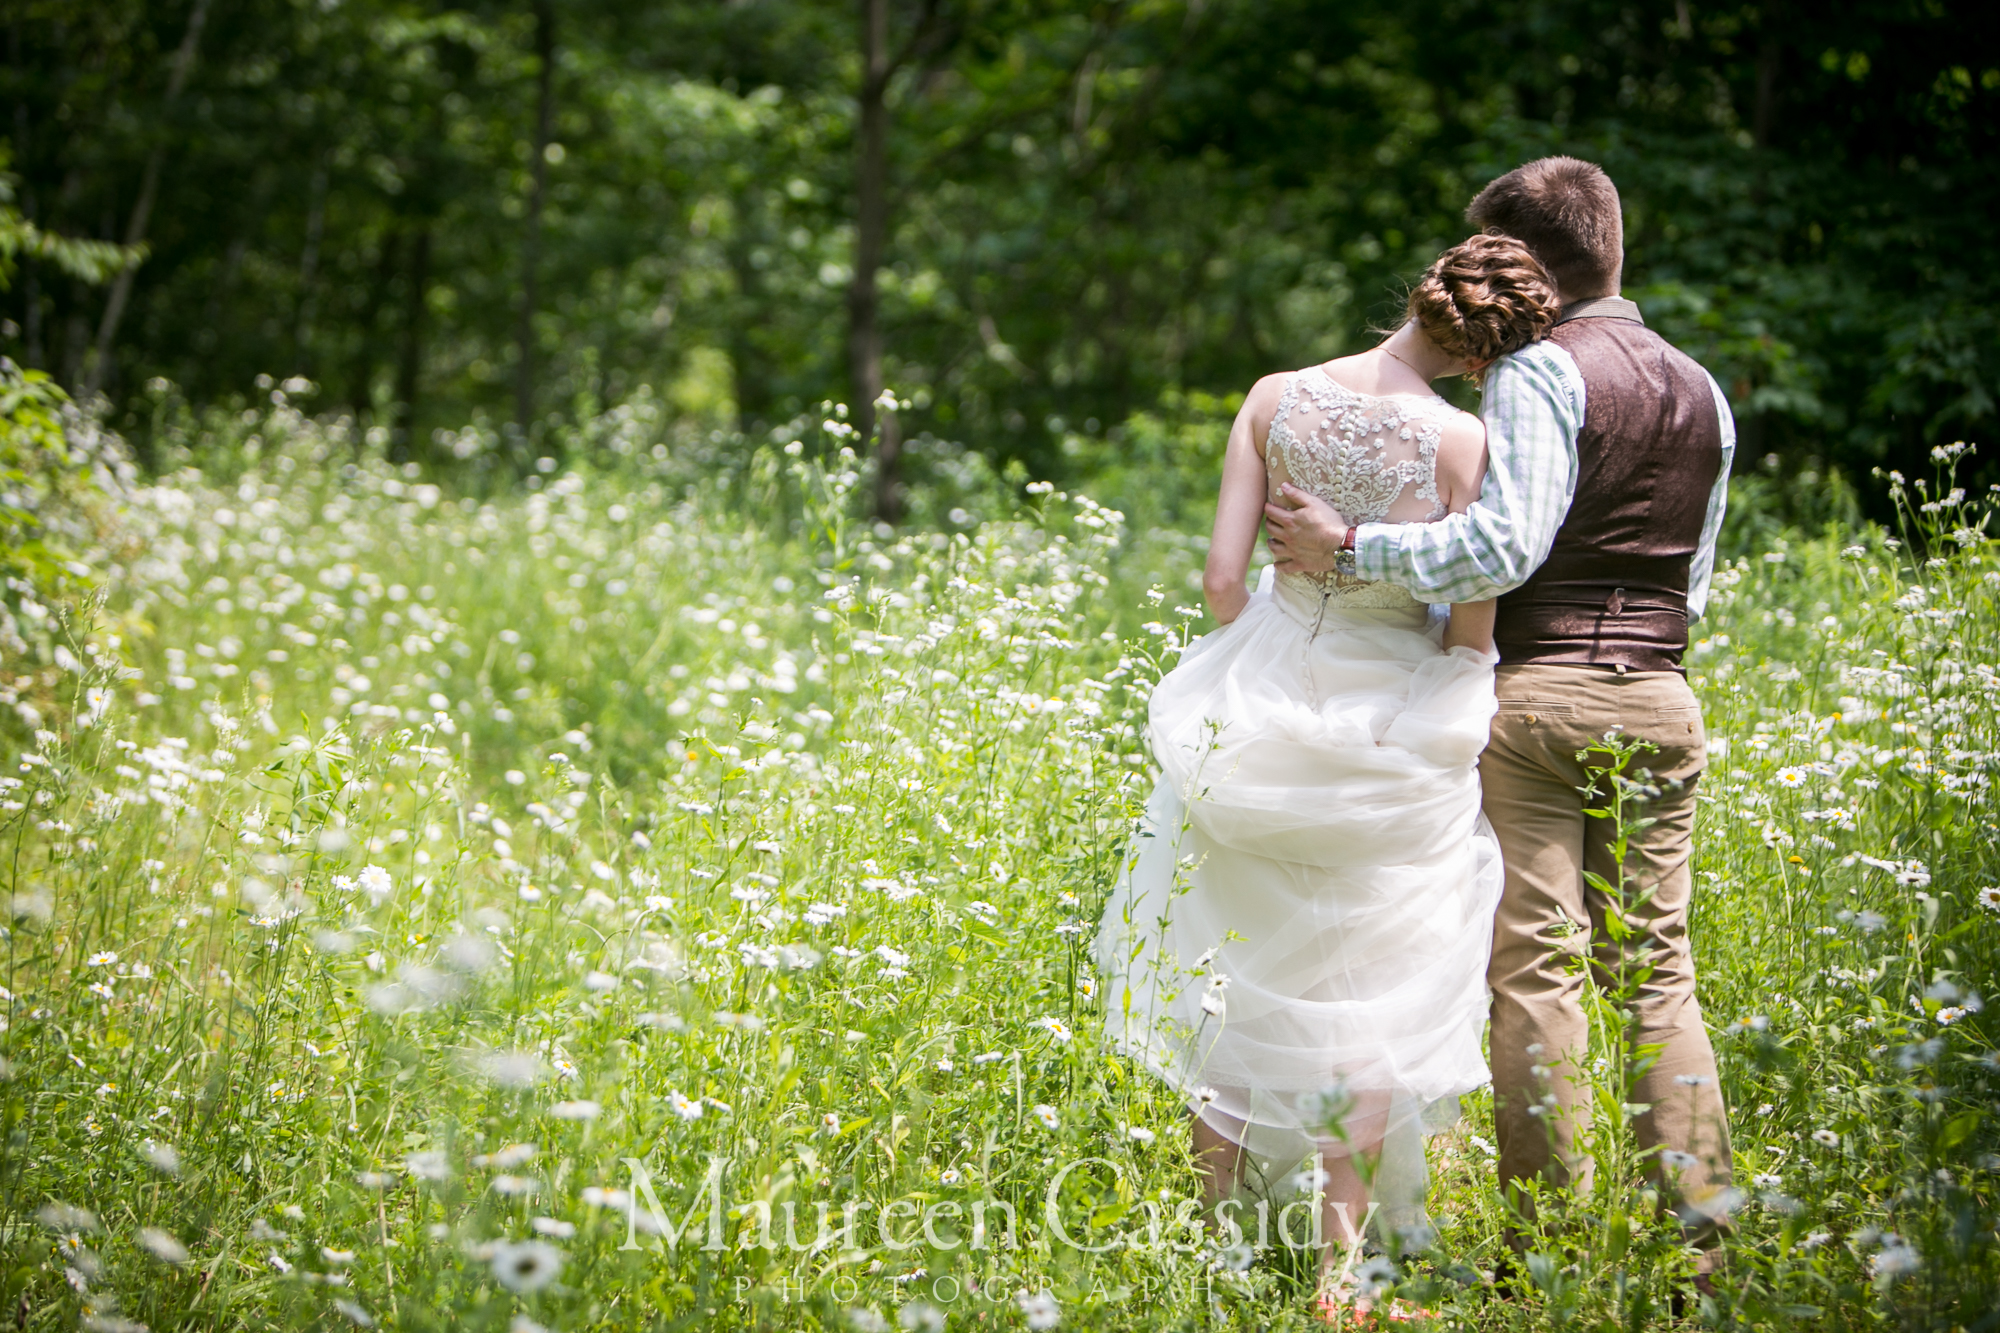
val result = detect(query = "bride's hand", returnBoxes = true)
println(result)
[1263,484,1349,574]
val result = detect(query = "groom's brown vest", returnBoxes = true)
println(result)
[1491,304,1724,674]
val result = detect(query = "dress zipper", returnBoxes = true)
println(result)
[1303,582,1332,711]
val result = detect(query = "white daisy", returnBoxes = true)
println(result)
[137,1227,189,1264]
[1018,1289,1060,1330]
[356,865,393,902]
[489,1238,563,1293]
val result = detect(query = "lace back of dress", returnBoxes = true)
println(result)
[1266,368,1455,606]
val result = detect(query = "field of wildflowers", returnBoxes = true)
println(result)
[2,382,1998,1331]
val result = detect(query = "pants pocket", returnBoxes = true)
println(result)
[1624,705,1706,787]
[1651,704,1704,740]
[1495,701,1579,725]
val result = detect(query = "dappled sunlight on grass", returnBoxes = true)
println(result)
[3,405,1998,1328]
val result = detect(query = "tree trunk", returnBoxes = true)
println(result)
[516,0,555,433]
[21,243,39,369]
[726,206,776,433]
[10,20,40,371]
[198,231,249,356]
[1745,4,1780,454]
[851,0,901,521]
[1753,41,1778,150]
[62,310,88,387]
[1752,0,1781,151]
[82,0,211,402]
[391,227,431,464]
[348,229,404,423]
[293,162,328,375]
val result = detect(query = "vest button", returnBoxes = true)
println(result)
[1525,713,1537,724]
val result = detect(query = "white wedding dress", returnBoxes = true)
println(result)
[1095,367,1504,1227]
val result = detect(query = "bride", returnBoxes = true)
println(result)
[1095,234,1560,1302]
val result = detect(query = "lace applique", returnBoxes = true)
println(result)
[1266,367,1455,608]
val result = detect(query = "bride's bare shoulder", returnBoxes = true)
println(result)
[1235,371,1295,447]
[1242,371,1292,415]
[1437,405,1485,450]
[1434,407,1489,509]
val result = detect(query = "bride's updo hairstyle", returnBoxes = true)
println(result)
[1405,234,1560,375]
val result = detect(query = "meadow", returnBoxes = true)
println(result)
[3,374,1998,1331]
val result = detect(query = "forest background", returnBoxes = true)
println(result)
[8,0,2000,518]
[11,0,2000,520]
[7,4,2000,1329]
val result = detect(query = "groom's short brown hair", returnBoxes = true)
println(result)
[1466,157,1623,300]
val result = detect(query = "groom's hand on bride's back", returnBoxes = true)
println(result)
[1264,483,1348,574]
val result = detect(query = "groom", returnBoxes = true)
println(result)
[1266,157,1737,1260]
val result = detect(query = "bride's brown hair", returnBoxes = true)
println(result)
[1405,234,1560,373]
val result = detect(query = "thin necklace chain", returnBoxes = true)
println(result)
[1381,344,1425,378]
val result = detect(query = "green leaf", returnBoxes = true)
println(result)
[1604,1209,1630,1262]
[960,917,1007,946]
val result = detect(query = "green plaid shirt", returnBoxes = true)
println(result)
[1352,339,1735,620]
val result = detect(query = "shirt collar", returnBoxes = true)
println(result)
[1555,295,1645,326]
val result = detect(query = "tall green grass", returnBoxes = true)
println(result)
[2,393,1997,1331]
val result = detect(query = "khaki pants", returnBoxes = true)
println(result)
[1481,663,1733,1235]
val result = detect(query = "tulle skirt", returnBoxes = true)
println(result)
[1095,573,1503,1222]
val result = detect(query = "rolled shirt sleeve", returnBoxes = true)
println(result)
[1685,371,1737,623]
[1352,341,1585,604]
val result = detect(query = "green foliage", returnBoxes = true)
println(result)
[1720,450,1866,558]
[0,361,136,673]
[2,395,1999,1328]
[8,2,1995,491]
[1056,390,1239,535]
[0,144,143,297]
[0,206,138,294]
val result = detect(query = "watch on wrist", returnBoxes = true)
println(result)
[1334,524,1358,576]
